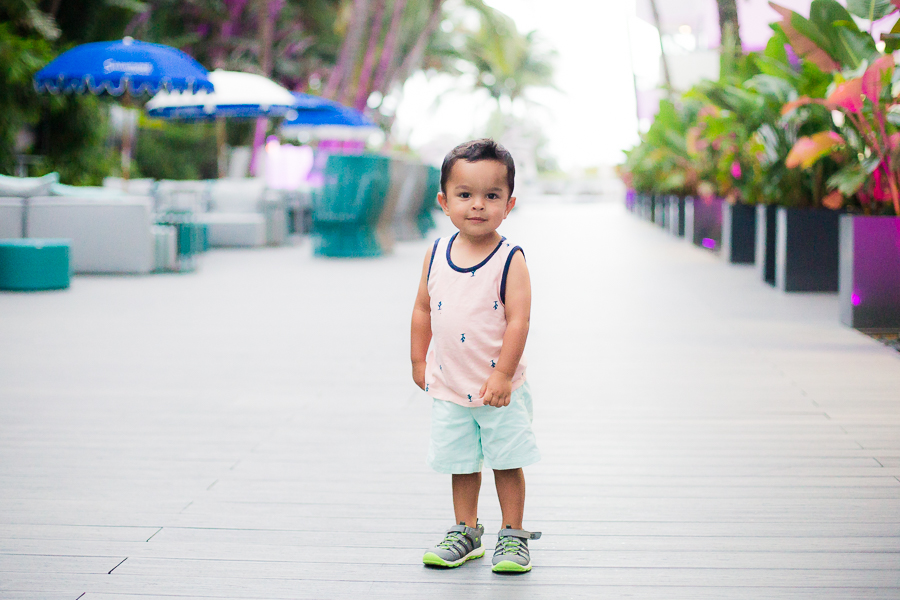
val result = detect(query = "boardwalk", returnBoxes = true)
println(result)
[1,200,899,599]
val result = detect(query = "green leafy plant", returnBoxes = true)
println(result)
[774,0,900,215]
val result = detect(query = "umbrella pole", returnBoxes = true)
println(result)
[120,95,135,185]
[217,117,227,178]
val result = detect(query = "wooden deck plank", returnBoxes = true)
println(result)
[1,202,898,597]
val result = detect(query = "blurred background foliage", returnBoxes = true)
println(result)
[1,0,555,182]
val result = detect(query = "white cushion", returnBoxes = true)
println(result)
[0,197,24,238]
[0,173,58,197]
[103,177,156,196]
[26,197,154,274]
[197,213,266,247]
[208,178,266,213]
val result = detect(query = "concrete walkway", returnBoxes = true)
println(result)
[1,201,898,599]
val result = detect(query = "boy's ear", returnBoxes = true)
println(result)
[437,191,450,215]
[504,196,517,217]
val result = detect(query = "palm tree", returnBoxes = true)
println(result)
[457,1,555,110]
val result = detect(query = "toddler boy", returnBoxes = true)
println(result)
[410,139,541,573]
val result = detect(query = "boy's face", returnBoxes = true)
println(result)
[438,159,516,240]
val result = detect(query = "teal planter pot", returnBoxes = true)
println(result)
[0,238,71,291]
[312,154,391,258]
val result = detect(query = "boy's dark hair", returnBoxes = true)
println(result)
[440,138,515,196]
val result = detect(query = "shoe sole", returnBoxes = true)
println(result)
[492,559,531,573]
[423,546,485,568]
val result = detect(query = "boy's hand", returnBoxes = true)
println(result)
[412,361,427,391]
[480,371,513,407]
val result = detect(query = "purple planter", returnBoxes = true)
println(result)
[839,215,900,330]
[690,196,723,251]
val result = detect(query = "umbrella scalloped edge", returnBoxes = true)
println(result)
[33,74,214,97]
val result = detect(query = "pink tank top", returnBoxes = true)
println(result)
[424,233,527,407]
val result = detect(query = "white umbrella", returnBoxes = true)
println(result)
[145,69,296,119]
[146,70,297,177]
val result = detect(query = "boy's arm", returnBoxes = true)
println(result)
[481,250,531,407]
[410,248,433,391]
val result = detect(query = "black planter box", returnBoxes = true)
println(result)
[775,207,840,292]
[722,203,756,264]
[654,196,668,228]
[689,197,723,250]
[755,204,777,285]
[667,196,686,237]
[839,215,900,330]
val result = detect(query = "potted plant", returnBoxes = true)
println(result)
[776,0,900,315]
[621,99,701,230]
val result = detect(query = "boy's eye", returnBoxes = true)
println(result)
[487,193,499,199]
[458,192,470,199]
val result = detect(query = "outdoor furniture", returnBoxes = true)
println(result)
[152,225,178,272]
[197,212,266,247]
[103,177,156,196]
[0,198,24,238]
[311,154,391,257]
[206,178,286,246]
[376,157,407,254]
[0,238,70,291]
[155,179,211,213]
[417,166,440,237]
[155,210,206,271]
[26,197,155,274]
[392,162,429,241]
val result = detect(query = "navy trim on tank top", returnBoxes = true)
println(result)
[445,232,507,273]
[500,247,524,305]
[427,237,440,282]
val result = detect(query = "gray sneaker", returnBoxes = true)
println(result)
[423,522,485,567]
[492,526,541,573]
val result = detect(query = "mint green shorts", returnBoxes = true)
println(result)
[427,380,541,474]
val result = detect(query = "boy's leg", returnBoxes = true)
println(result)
[493,468,525,529]
[452,472,482,527]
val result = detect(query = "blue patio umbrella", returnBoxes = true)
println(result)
[32,36,213,187]
[34,37,213,96]
[281,94,379,140]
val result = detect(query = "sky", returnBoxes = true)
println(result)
[391,0,656,171]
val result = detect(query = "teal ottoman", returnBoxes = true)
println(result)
[0,238,71,291]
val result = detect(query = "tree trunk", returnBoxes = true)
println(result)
[716,0,742,52]
[371,0,408,98]
[322,0,372,100]
[353,0,388,111]
[647,0,673,98]
[388,0,443,92]
[250,0,281,177]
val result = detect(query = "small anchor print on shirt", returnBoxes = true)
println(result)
[467,394,473,402]
[491,360,496,368]
[493,301,498,310]
[425,384,429,392]
[461,333,466,343]
[438,301,442,310]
